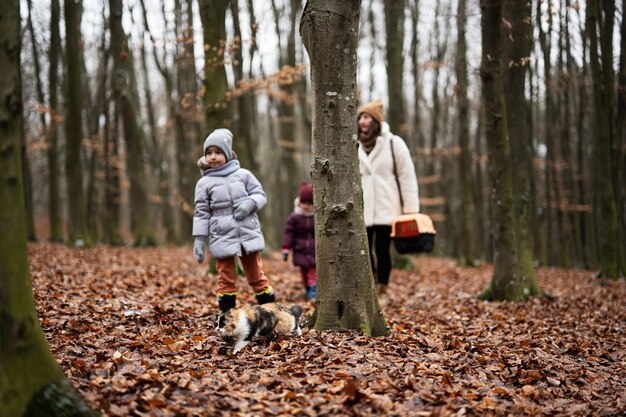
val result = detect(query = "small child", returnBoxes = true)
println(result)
[282,182,317,300]
[192,128,274,327]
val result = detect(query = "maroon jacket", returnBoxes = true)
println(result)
[282,207,316,268]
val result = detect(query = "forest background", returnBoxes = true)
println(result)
[18,0,625,273]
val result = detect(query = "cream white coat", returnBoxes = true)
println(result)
[358,122,420,226]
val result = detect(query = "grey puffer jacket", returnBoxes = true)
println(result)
[193,159,267,258]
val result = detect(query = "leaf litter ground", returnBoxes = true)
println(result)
[29,243,625,416]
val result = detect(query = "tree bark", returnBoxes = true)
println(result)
[502,0,537,281]
[174,0,201,239]
[271,0,301,247]
[198,0,229,132]
[64,0,90,245]
[455,0,474,265]
[0,2,98,414]
[616,0,626,270]
[229,0,258,172]
[109,0,156,246]
[384,0,406,134]
[300,0,387,336]
[409,0,423,153]
[587,0,622,278]
[47,0,63,242]
[478,0,541,300]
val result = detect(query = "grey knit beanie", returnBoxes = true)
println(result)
[203,128,234,161]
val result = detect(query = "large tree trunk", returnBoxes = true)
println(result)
[455,0,474,266]
[587,0,622,278]
[384,0,406,134]
[109,0,155,246]
[502,0,537,283]
[478,0,541,301]
[0,2,98,414]
[64,0,90,245]
[198,0,229,132]
[47,0,63,242]
[300,0,387,336]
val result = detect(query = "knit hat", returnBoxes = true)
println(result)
[203,128,234,161]
[357,99,384,124]
[298,182,313,203]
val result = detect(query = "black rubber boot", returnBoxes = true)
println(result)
[255,287,275,305]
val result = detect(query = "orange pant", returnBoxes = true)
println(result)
[216,250,270,295]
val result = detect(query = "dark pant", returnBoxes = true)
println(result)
[366,225,392,285]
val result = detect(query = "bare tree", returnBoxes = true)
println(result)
[47,0,63,242]
[301,0,387,335]
[109,0,156,246]
[503,0,537,280]
[587,0,622,278]
[64,0,90,244]
[384,0,406,134]
[478,0,541,300]
[455,0,474,265]
[198,0,229,132]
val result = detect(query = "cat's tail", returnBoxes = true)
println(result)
[289,305,303,321]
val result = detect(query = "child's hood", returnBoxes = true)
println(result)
[293,197,314,217]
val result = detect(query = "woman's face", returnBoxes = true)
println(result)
[358,113,373,133]
[205,146,227,169]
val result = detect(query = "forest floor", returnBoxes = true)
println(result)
[29,242,625,416]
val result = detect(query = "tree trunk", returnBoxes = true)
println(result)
[384,0,406,135]
[64,0,90,245]
[174,0,201,239]
[478,0,541,301]
[198,0,229,132]
[300,0,387,336]
[0,2,98,414]
[537,0,556,265]
[502,0,537,281]
[616,0,626,270]
[271,0,301,247]
[455,0,474,265]
[229,0,258,172]
[47,0,63,242]
[587,0,622,278]
[137,4,175,243]
[24,0,45,242]
[109,0,155,246]
[409,0,423,154]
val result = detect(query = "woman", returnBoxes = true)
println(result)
[357,99,420,297]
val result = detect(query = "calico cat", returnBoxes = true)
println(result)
[218,303,303,354]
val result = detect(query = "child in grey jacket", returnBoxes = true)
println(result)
[192,128,274,327]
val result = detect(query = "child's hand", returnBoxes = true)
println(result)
[194,237,206,263]
[233,199,256,220]
[281,249,289,262]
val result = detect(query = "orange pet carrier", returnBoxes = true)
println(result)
[390,213,436,254]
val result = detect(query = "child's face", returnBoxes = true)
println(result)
[205,146,227,168]
[299,201,314,212]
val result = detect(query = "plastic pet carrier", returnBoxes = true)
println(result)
[390,213,436,254]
